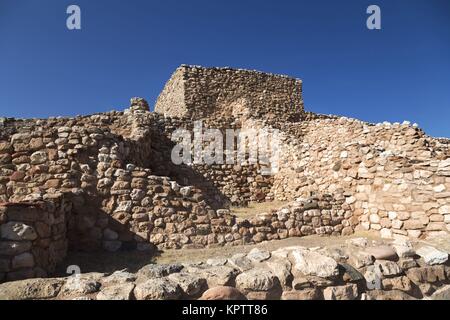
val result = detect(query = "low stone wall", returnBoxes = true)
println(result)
[1,236,449,300]
[0,194,70,282]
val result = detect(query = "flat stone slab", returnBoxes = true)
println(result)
[416,246,449,265]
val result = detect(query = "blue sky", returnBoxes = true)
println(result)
[1,0,449,137]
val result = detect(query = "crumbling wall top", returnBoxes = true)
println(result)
[154,65,304,122]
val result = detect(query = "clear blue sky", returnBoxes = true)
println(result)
[1,0,449,137]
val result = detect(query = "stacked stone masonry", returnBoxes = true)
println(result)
[0,65,449,282]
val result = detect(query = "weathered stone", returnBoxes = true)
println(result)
[366,289,416,300]
[323,284,358,300]
[405,266,446,284]
[0,278,64,300]
[96,283,135,300]
[235,268,279,292]
[168,272,207,297]
[430,285,450,300]
[281,288,321,300]
[134,278,181,300]
[416,246,448,265]
[137,264,183,280]
[199,286,246,300]
[228,253,253,272]
[246,248,271,262]
[291,249,339,278]
[374,260,402,277]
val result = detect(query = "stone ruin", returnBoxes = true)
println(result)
[0,65,449,286]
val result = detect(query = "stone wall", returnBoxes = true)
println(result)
[155,65,304,122]
[0,66,449,283]
[271,117,450,240]
[0,193,70,282]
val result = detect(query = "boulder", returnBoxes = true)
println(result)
[0,278,64,300]
[199,286,246,300]
[323,284,359,300]
[97,283,135,300]
[134,278,181,300]
[168,272,207,297]
[136,263,183,281]
[59,275,101,298]
[185,265,239,288]
[291,249,339,278]
[281,288,321,300]
[374,260,402,277]
[228,253,253,272]
[246,248,271,263]
[235,268,280,293]
[430,285,450,300]
[405,266,446,284]
[416,246,448,265]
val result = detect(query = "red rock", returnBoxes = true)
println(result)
[199,286,246,300]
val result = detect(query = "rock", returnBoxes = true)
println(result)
[168,272,207,297]
[364,266,382,290]
[364,246,398,261]
[137,264,183,280]
[382,276,413,293]
[281,288,321,300]
[30,150,48,164]
[246,248,271,262]
[374,260,402,277]
[323,284,358,300]
[199,286,246,300]
[102,270,136,286]
[405,266,446,284]
[348,251,374,268]
[134,278,181,300]
[185,265,238,288]
[266,260,292,289]
[416,246,449,265]
[397,258,418,270]
[1,222,37,241]
[291,249,339,278]
[0,278,64,300]
[97,283,135,300]
[430,285,450,300]
[206,257,228,266]
[235,268,279,292]
[392,240,415,258]
[59,275,101,298]
[228,253,253,271]
[366,289,416,300]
